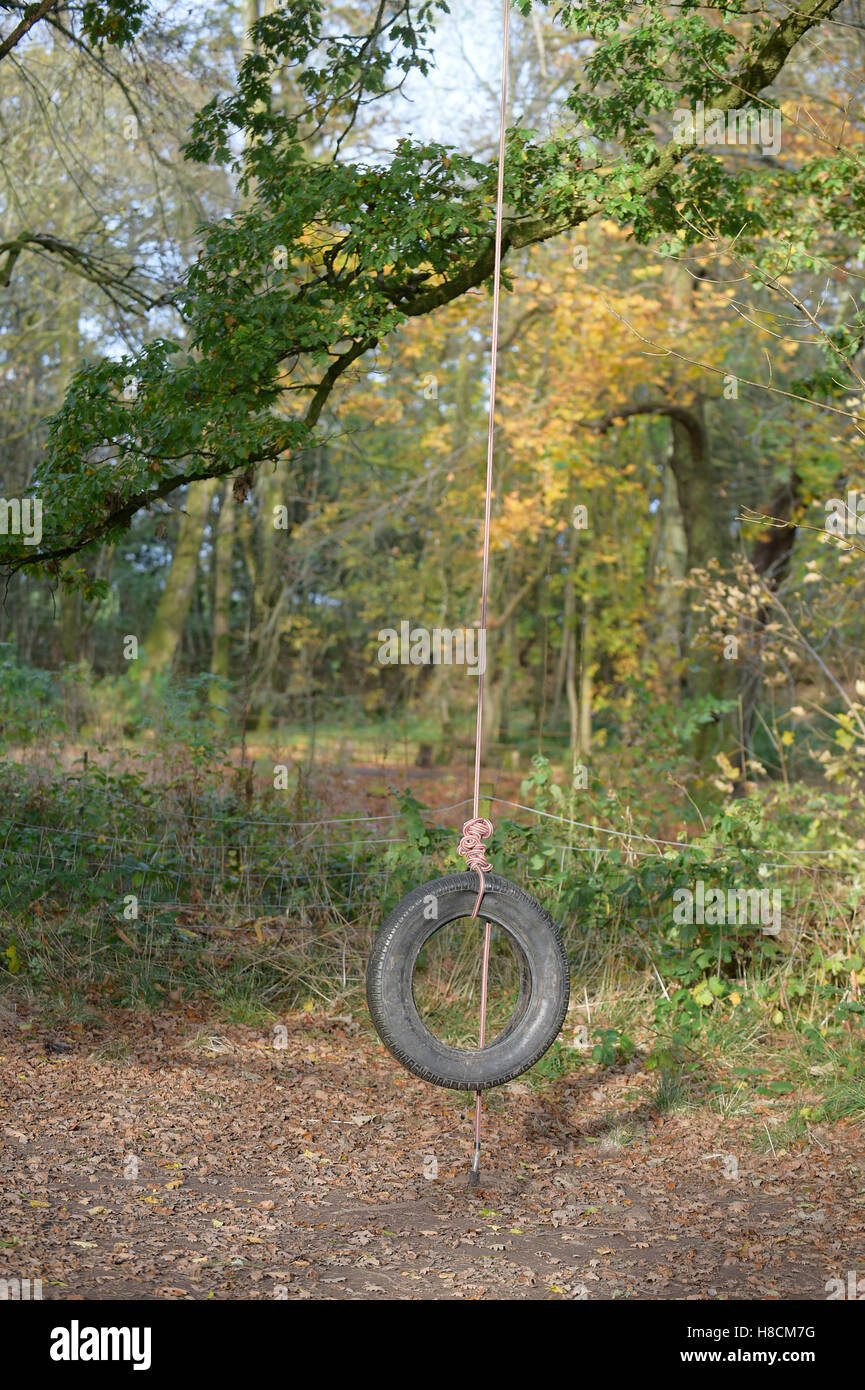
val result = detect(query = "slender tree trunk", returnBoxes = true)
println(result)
[577,594,593,759]
[553,517,579,722]
[60,591,80,666]
[496,613,514,743]
[249,467,284,732]
[58,289,82,666]
[565,622,579,772]
[210,484,235,715]
[138,479,217,681]
[653,457,688,689]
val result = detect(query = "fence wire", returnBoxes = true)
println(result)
[1,792,859,933]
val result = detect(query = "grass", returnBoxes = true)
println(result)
[598,1120,640,1151]
[412,920,526,1047]
[812,1079,865,1124]
[752,1114,810,1155]
[708,1080,753,1118]
[212,993,278,1028]
[653,1067,694,1113]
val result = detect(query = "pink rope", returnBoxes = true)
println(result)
[460,0,510,1186]
[470,1,509,831]
[458,817,494,872]
[459,816,493,921]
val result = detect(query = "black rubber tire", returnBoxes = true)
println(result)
[366,872,570,1090]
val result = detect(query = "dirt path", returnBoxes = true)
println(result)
[2,1008,863,1300]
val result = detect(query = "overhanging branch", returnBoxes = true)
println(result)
[2,0,845,576]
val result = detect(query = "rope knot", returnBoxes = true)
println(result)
[459,817,494,874]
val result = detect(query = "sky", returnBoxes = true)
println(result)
[397,0,508,152]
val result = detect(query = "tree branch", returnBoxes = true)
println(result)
[585,401,707,463]
[0,232,175,311]
[0,0,58,63]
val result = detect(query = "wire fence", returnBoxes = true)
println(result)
[1,789,861,933]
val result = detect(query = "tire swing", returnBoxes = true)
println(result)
[366,826,571,1094]
[366,0,570,1185]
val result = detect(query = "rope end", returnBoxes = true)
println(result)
[468,1139,482,1189]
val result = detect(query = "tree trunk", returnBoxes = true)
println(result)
[577,594,593,759]
[565,621,579,773]
[497,613,515,743]
[652,454,688,689]
[210,484,236,715]
[738,475,800,772]
[138,479,217,681]
[666,406,732,577]
[553,516,579,723]
[665,406,739,759]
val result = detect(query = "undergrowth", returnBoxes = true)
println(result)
[1,735,863,1124]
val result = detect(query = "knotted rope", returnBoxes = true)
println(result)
[459,815,493,918]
